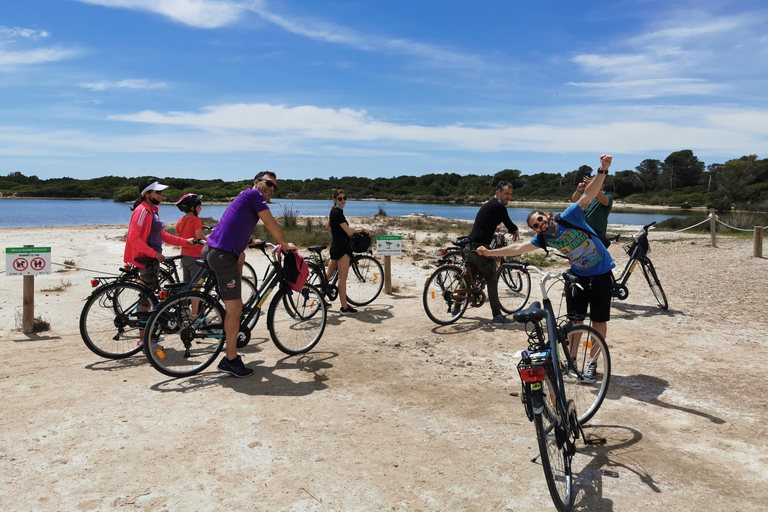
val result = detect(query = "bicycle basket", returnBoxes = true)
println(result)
[350,232,371,252]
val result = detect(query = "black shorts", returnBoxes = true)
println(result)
[566,271,612,323]
[330,238,352,261]
[206,247,241,301]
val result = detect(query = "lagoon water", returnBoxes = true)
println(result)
[0,197,693,229]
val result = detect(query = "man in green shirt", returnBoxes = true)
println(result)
[571,175,613,236]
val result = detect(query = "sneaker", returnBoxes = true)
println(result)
[340,305,358,315]
[450,302,462,316]
[217,355,254,378]
[492,315,515,326]
[582,362,598,383]
[324,301,333,310]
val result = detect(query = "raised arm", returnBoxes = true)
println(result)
[477,240,537,258]
[577,155,612,210]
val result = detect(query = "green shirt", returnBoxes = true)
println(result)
[584,193,613,234]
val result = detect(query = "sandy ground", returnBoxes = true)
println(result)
[1,219,767,511]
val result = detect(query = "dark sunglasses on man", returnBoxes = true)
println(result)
[261,180,278,191]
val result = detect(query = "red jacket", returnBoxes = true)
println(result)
[124,202,187,268]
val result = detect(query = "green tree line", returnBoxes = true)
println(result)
[1,150,767,211]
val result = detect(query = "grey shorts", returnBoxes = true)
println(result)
[180,255,202,284]
[205,247,241,301]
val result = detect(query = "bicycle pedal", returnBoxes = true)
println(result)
[584,437,606,445]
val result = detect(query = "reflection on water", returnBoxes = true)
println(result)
[0,197,695,228]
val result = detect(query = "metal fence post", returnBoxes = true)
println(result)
[755,226,764,258]
[709,208,717,248]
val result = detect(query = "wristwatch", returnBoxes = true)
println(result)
[597,169,608,175]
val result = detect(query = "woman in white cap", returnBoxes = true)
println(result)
[124,178,194,331]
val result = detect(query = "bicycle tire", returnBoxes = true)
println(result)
[534,410,575,512]
[346,255,384,306]
[307,261,336,301]
[79,281,156,359]
[496,264,532,314]
[422,264,470,325]
[641,258,668,310]
[267,284,327,355]
[241,275,258,305]
[241,261,258,291]
[559,323,611,424]
[143,291,226,377]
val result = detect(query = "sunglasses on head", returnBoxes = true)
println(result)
[261,180,278,191]
[530,215,547,231]
[337,196,347,201]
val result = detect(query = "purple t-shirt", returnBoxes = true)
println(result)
[207,188,270,254]
[147,210,164,254]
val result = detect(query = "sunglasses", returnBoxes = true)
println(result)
[261,180,278,191]
[337,196,347,201]
[530,215,547,231]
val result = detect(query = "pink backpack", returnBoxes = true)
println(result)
[278,246,309,292]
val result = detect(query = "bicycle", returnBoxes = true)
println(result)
[79,246,257,360]
[609,222,668,310]
[422,236,531,325]
[305,245,385,307]
[510,262,610,511]
[141,242,327,378]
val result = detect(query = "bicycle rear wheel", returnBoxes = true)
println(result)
[422,265,469,325]
[560,324,611,424]
[641,258,668,310]
[79,281,155,359]
[496,264,531,314]
[143,291,226,377]
[268,284,327,355]
[346,255,384,306]
[241,261,258,291]
[534,409,575,512]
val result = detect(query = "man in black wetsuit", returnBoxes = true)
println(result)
[467,181,520,326]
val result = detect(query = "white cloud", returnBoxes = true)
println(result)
[0,47,80,66]
[104,102,768,155]
[72,0,247,29]
[1,27,51,42]
[79,79,169,91]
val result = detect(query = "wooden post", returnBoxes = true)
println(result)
[384,255,392,294]
[755,226,764,258]
[22,244,34,334]
[709,208,717,248]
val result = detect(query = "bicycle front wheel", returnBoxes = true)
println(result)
[560,324,611,424]
[79,281,156,359]
[496,264,531,314]
[241,261,258,291]
[641,258,668,310]
[534,410,575,512]
[422,265,469,325]
[346,255,384,306]
[268,284,327,355]
[143,291,226,377]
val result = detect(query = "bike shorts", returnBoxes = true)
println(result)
[566,270,612,323]
[206,247,241,302]
[330,238,352,261]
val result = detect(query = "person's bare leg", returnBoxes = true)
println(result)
[223,298,243,360]
[337,254,350,309]
[326,259,337,281]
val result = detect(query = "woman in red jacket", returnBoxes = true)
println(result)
[124,178,193,326]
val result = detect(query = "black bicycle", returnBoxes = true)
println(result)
[423,236,531,324]
[510,262,609,511]
[79,248,257,360]
[141,242,327,378]
[610,222,668,310]
[305,245,384,307]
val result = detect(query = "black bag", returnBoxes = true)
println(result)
[350,232,371,253]
[536,214,611,259]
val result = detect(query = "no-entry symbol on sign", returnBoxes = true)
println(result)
[5,247,52,276]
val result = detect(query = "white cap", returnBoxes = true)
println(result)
[141,181,169,196]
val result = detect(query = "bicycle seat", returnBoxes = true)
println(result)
[195,258,210,269]
[452,236,472,248]
[134,257,157,265]
[513,301,548,323]
[164,255,184,262]
[308,246,327,254]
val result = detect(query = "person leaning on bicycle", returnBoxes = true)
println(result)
[478,155,615,380]
[467,180,521,327]
[204,171,297,378]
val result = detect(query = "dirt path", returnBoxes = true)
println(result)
[1,225,767,511]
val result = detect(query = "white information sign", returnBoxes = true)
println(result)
[6,247,52,276]
[376,236,402,256]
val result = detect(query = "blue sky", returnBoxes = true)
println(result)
[1,0,767,181]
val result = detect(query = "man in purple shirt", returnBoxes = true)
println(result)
[206,171,297,378]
